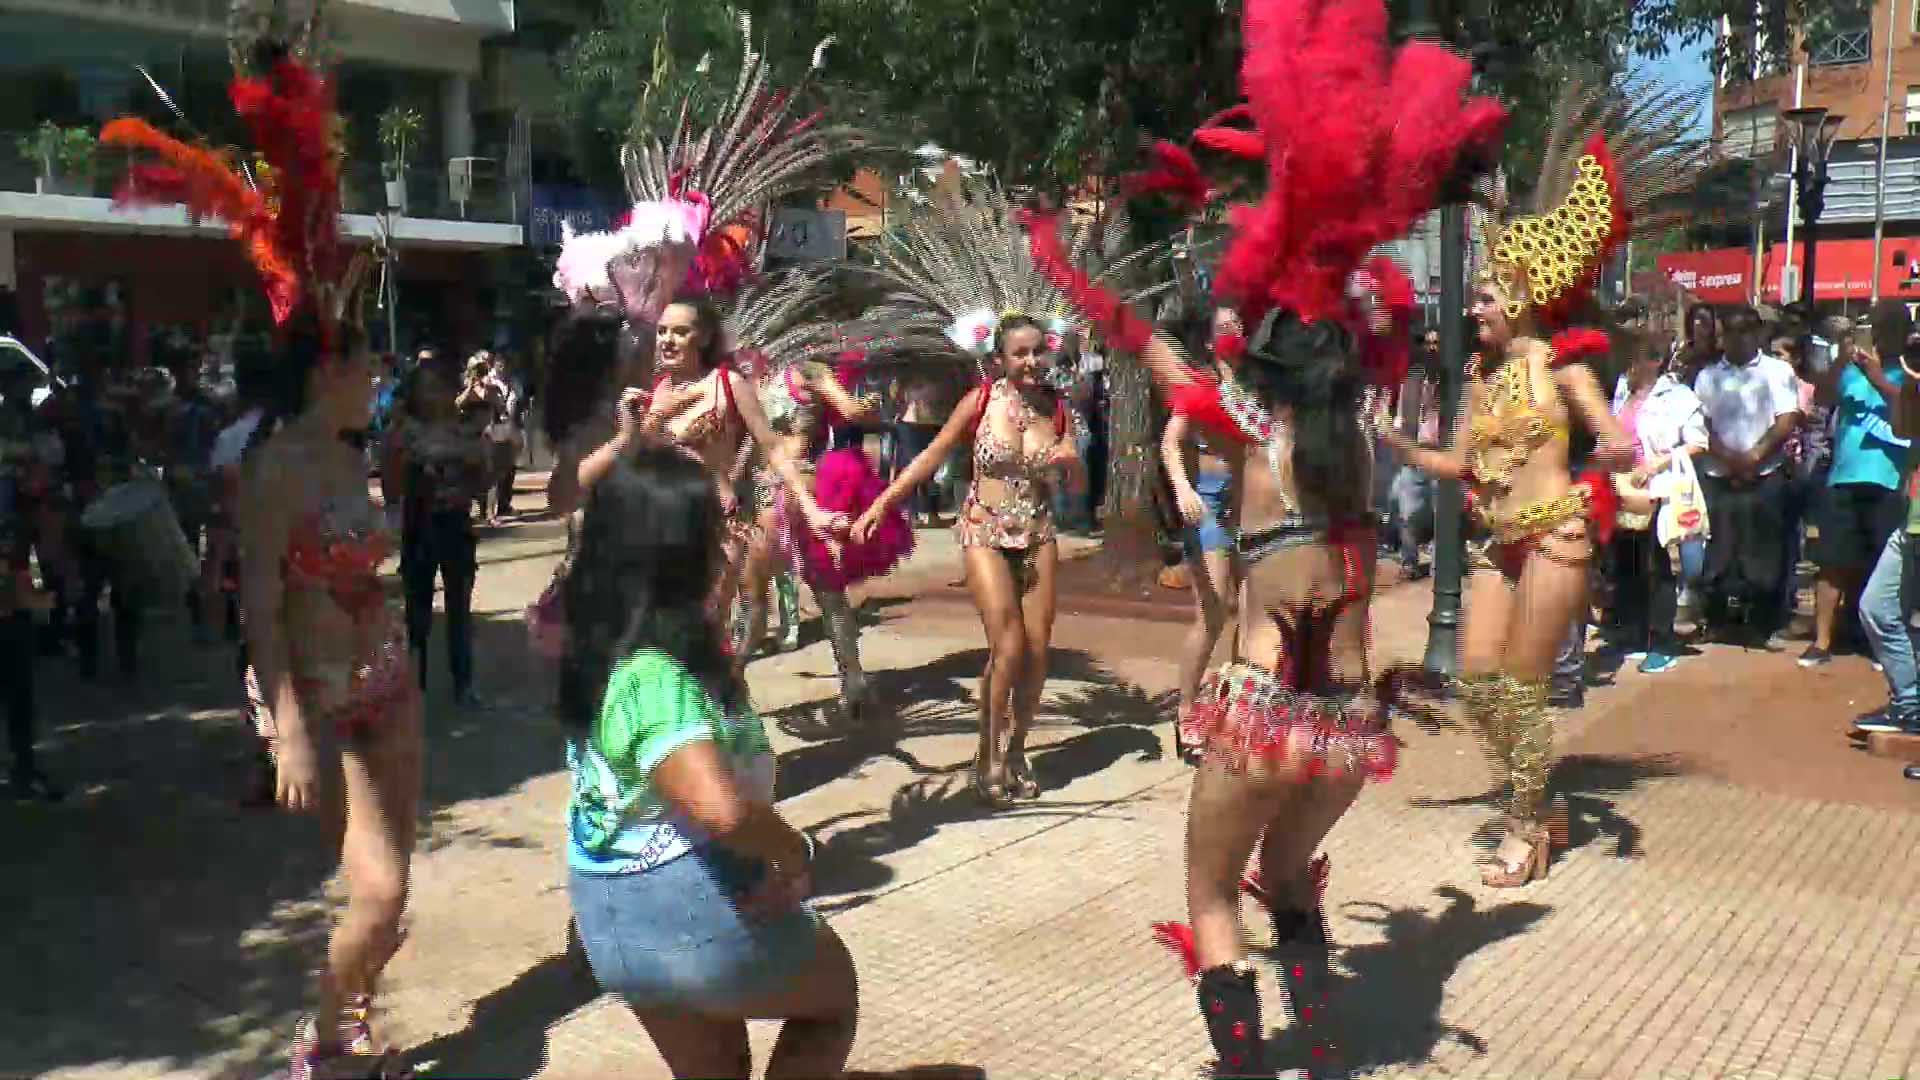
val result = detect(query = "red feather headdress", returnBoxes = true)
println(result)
[1049,0,1504,390]
[101,52,365,347]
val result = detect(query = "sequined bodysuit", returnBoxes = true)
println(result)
[247,491,408,738]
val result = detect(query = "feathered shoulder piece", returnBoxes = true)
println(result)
[555,14,868,325]
[100,7,365,346]
[1480,71,1715,327]
[725,268,841,377]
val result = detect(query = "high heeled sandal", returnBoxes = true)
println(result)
[972,750,1015,808]
[1480,825,1550,888]
[1545,795,1570,850]
[1005,751,1041,800]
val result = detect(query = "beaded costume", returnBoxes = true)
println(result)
[1445,72,1711,887]
[1026,0,1506,1073]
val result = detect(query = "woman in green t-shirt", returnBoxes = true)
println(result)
[560,444,859,1078]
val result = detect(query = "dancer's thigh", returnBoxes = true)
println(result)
[964,547,1024,648]
[1504,550,1588,681]
[340,694,423,889]
[1018,542,1059,650]
[1460,568,1514,677]
[1188,763,1297,891]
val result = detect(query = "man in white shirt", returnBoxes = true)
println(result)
[1693,306,1804,642]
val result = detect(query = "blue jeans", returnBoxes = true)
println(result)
[1860,530,1918,717]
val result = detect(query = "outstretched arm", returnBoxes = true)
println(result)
[1382,380,1474,481]
[854,388,985,540]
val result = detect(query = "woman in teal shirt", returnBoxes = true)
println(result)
[561,444,859,1078]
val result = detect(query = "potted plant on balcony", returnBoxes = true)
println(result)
[377,105,423,214]
[15,121,97,195]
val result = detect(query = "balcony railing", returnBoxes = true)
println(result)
[1809,27,1871,67]
[0,134,521,227]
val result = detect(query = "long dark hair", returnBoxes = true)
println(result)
[540,312,622,446]
[1236,311,1367,519]
[241,312,365,461]
[557,445,740,733]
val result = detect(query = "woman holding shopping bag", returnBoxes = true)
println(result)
[1609,329,1709,674]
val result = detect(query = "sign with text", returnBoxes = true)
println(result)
[767,208,847,262]
[530,185,624,250]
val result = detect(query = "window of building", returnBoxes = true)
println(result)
[1908,87,1920,135]
[1723,105,1779,158]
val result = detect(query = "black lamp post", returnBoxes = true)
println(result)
[1405,0,1495,679]
[1783,107,1842,335]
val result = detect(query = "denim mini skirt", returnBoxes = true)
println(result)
[1184,467,1235,556]
[569,844,820,1009]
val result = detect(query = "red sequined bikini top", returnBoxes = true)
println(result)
[284,499,392,616]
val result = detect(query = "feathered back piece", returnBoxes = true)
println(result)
[555,14,867,324]
[101,4,365,346]
[725,268,843,377]
[1200,0,1505,327]
[1037,0,1500,389]
[1480,71,1714,327]
[861,175,1166,372]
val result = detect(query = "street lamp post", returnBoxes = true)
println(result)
[1783,107,1841,354]
[1405,0,1486,679]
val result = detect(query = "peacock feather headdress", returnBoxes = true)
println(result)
[858,174,1168,371]
[555,14,870,325]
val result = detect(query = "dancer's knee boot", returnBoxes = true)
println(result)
[817,589,866,708]
[1197,963,1270,1079]
[1503,676,1554,824]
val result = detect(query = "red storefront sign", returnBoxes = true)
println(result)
[1656,250,1751,302]
[1659,239,1920,304]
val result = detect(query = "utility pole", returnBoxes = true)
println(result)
[1872,0,1897,303]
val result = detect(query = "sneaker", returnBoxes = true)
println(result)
[1853,710,1919,735]
[1798,646,1832,668]
[1639,652,1680,674]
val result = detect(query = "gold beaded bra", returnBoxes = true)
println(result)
[1465,352,1569,499]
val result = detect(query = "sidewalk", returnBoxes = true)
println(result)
[4,482,1917,1080]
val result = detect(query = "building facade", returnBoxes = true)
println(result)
[0,0,558,370]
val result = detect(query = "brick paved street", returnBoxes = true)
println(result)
[4,475,1917,1080]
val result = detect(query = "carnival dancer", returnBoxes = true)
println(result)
[549,22,866,656]
[1383,74,1709,889]
[1163,305,1249,764]
[1026,0,1506,1072]
[102,23,422,1076]
[740,324,913,721]
[848,179,1159,804]
[857,312,1078,800]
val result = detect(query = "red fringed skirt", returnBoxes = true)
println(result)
[1181,662,1398,782]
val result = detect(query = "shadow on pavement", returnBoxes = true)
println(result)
[1,602,571,1080]
[402,953,600,1079]
[1407,752,1692,859]
[1292,885,1549,1073]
